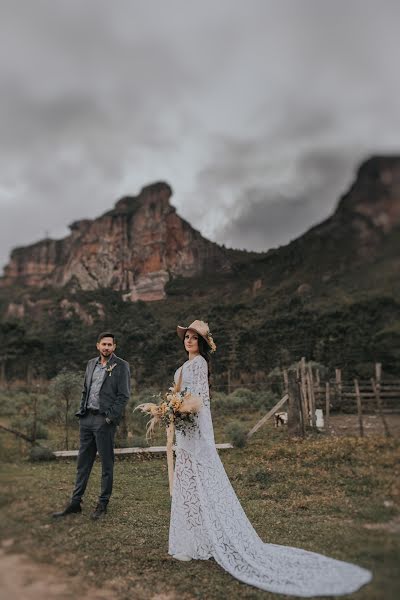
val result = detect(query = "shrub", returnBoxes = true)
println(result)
[230,388,256,402]
[212,388,278,414]
[211,392,232,414]
[226,421,248,448]
[10,416,48,441]
[0,391,20,416]
[29,445,56,462]
[34,423,49,440]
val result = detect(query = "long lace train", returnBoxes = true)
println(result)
[168,355,372,596]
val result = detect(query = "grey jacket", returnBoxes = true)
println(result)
[75,354,131,424]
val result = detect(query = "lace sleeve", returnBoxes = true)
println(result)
[189,356,210,407]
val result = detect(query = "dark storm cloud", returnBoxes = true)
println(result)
[216,149,358,251]
[1,0,400,270]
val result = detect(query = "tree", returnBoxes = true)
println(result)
[49,371,82,449]
[10,388,51,443]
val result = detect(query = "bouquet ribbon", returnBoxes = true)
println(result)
[167,366,183,496]
[135,367,201,496]
[166,421,175,496]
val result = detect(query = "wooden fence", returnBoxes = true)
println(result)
[278,360,398,438]
[292,360,400,416]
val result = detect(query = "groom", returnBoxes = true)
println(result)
[53,332,131,520]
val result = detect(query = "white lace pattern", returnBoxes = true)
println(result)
[168,355,372,596]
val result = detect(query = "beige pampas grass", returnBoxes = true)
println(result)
[134,389,202,441]
[180,392,202,414]
[134,402,163,440]
[135,402,162,417]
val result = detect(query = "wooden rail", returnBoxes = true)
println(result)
[247,394,289,438]
[54,442,233,458]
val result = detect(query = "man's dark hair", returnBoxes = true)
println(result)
[97,332,116,343]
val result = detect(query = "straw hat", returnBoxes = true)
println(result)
[177,320,217,353]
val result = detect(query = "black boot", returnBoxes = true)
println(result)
[91,503,107,520]
[52,502,82,518]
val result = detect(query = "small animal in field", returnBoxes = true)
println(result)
[274,412,288,427]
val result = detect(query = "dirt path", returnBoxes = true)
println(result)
[0,541,117,600]
[0,540,178,600]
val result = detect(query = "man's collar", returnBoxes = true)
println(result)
[97,353,115,366]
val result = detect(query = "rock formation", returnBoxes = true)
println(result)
[266,155,400,282]
[0,182,231,301]
[1,156,399,303]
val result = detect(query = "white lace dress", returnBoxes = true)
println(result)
[168,355,372,597]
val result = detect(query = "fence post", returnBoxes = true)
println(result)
[283,368,289,395]
[308,365,317,428]
[371,377,391,437]
[335,368,342,408]
[325,382,330,430]
[315,369,321,408]
[287,370,304,437]
[0,361,5,387]
[26,363,33,386]
[354,378,364,437]
[300,357,308,423]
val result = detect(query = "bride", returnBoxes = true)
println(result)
[168,320,372,597]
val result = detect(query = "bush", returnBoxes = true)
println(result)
[230,388,256,402]
[210,391,230,414]
[29,445,56,461]
[10,416,49,441]
[212,388,278,414]
[35,423,49,440]
[0,391,20,416]
[226,421,248,448]
[250,389,278,410]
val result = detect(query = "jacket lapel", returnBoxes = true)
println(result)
[86,358,97,389]
[100,355,118,389]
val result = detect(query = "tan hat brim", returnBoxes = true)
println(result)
[177,325,213,349]
[176,325,188,341]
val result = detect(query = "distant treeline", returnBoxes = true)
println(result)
[1,287,399,386]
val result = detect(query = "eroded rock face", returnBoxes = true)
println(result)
[336,156,400,256]
[0,182,231,301]
[348,157,400,233]
[1,157,399,303]
[285,156,400,273]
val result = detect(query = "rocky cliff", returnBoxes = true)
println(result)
[256,155,400,288]
[1,156,399,382]
[1,156,399,304]
[0,182,231,301]
[313,156,400,252]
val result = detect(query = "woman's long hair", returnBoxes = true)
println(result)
[183,335,212,391]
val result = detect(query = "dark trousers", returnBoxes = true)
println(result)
[71,412,116,506]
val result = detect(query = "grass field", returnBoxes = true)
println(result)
[1,421,399,600]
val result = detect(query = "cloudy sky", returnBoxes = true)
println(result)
[1,0,399,272]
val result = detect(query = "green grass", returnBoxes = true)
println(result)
[0,401,269,457]
[0,428,399,599]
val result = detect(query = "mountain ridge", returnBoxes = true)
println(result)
[0,180,231,301]
[0,155,399,384]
